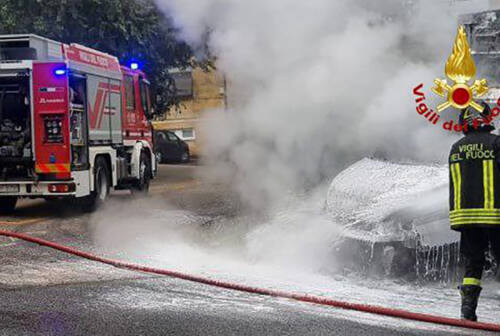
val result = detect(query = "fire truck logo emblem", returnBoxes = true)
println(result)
[432,26,489,113]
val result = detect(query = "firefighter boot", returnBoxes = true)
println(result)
[459,285,482,321]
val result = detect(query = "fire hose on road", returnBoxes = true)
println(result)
[1,230,500,333]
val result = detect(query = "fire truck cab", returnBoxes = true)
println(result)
[0,34,156,212]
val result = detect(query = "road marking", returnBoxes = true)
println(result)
[0,231,47,248]
[0,230,47,247]
[0,237,18,247]
[150,180,201,193]
[0,217,47,226]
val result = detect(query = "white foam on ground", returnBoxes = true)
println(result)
[84,159,498,329]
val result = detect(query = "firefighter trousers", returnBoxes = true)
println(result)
[460,228,500,284]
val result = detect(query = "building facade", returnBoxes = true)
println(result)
[153,67,226,157]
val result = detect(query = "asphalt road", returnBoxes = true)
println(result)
[0,164,496,336]
[0,276,475,336]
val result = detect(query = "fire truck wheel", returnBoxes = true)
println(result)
[0,197,17,214]
[132,152,151,196]
[95,158,111,202]
[79,157,110,212]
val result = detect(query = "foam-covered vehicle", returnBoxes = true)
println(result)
[326,10,500,280]
[326,158,461,280]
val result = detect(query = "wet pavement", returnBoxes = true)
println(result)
[0,164,497,335]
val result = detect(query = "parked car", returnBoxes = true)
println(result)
[154,130,190,163]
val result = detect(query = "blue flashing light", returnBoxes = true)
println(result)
[54,68,67,76]
[130,62,139,70]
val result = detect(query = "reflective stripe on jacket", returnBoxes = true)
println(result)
[449,131,500,230]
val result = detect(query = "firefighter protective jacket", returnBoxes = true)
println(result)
[449,131,500,230]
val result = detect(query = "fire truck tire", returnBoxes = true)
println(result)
[79,157,110,212]
[0,197,17,214]
[132,151,151,196]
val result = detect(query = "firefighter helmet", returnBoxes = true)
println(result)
[459,102,494,133]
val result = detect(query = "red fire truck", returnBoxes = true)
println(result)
[0,34,156,213]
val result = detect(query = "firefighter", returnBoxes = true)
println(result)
[449,102,500,321]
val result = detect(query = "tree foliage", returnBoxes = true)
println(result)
[0,0,192,112]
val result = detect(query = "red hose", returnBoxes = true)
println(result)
[2,229,500,333]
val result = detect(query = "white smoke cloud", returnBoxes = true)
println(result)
[156,0,488,210]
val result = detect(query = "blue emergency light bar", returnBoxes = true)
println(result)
[54,68,67,76]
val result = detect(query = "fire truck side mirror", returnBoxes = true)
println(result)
[139,78,154,120]
[144,107,152,120]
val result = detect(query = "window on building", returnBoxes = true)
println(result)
[170,69,193,98]
[175,128,195,140]
[124,75,135,110]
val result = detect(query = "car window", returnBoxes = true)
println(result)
[167,133,178,142]
[156,132,167,141]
